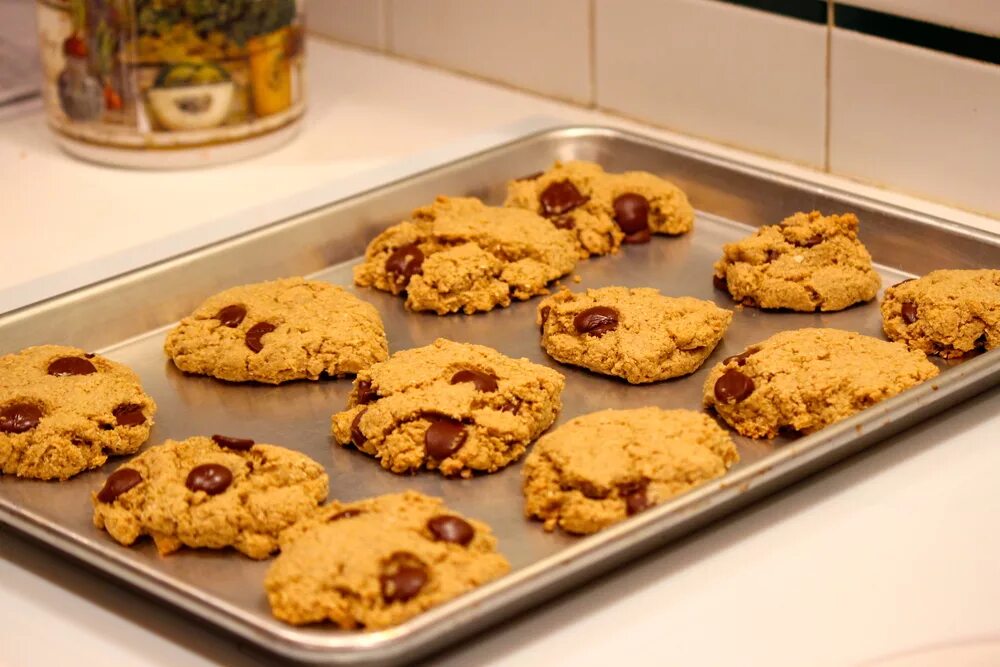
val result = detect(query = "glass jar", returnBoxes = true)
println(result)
[35,0,306,167]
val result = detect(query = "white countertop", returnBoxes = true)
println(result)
[1,39,999,667]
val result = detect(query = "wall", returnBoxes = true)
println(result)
[307,0,1000,218]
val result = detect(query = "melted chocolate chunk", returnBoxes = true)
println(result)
[901,301,918,324]
[113,404,146,427]
[539,306,551,332]
[713,274,728,292]
[624,228,652,244]
[424,416,467,460]
[539,180,589,217]
[356,379,379,405]
[714,369,755,403]
[795,234,823,248]
[185,464,233,495]
[551,215,576,230]
[350,409,368,447]
[620,480,651,516]
[573,306,619,337]
[427,515,475,546]
[380,552,428,603]
[385,244,425,288]
[245,322,276,353]
[612,193,650,235]
[0,402,43,434]
[450,369,498,393]
[723,348,759,366]
[211,434,254,451]
[47,356,96,376]
[216,305,246,328]
[96,468,142,503]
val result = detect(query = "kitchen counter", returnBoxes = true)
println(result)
[1,38,998,667]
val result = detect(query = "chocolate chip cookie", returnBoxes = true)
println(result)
[881,269,1000,358]
[522,408,738,534]
[537,287,733,384]
[703,328,939,438]
[505,160,695,257]
[164,277,388,384]
[713,211,881,311]
[92,435,328,558]
[331,338,564,477]
[266,491,509,630]
[354,196,578,315]
[0,345,156,480]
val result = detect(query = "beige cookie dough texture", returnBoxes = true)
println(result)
[713,211,881,312]
[0,345,156,480]
[537,287,732,383]
[504,160,695,257]
[882,269,1000,358]
[164,277,388,384]
[332,338,564,477]
[354,196,578,315]
[703,328,939,439]
[266,491,509,630]
[522,408,738,535]
[92,435,328,559]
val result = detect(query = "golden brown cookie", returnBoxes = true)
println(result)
[881,269,1000,358]
[92,435,328,559]
[505,160,695,257]
[712,211,881,312]
[522,408,738,534]
[265,491,509,630]
[537,287,732,384]
[164,277,388,384]
[702,328,939,438]
[332,338,564,477]
[0,345,156,480]
[354,196,578,315]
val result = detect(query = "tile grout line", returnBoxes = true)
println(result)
[824,0,833,173]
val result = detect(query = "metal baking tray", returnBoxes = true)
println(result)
[2,126,999,665]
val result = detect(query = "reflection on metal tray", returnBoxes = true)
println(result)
[1,126,999,666]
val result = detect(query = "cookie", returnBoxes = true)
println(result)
[712,211,881,312]
[92,435,328,559]
[702,328,939,438]
[522,408,738,534]
[537,287,732,384]
[164,277,388,384]
[881,269,1000,358]
[266,491,509,630]
[331,338,564,477]
[0,345,156,480]
[505,160,695,257]
[354,196,578,315]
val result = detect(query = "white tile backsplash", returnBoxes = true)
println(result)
[594,0,828,168]
[837,1,1000,36]
[387,0,592,104]
[308,0,387,50]
[829,28,1000,216]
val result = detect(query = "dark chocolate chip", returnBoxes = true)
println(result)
[901,301,918,324]
[620,480,650,516]
[427,515,475,545]
[539,180,589,217]
[47,356,96,376]
[714,369,755,403]
[385,244,425,288]
[0,402,43,434]
[356,379,379,404]
[212,434,254,451]
[551,215,575,230]
[216,304,246,328]
[975,334,988,349]
[245,322,276,353]
[539,306,551,332]
[113,404,146,427]
[350,409,368,447]
[579,481,608,499]
[424,416,467,460]
[450,369,498,393]
[516,171,544,182]
[96,468,142,503]
[796,234,823,248]
[612,193,650,235]
[380,552,428,603]
[84,352,96,359]
[723,348,759,366]
[765,249,781,262]
[185,463,233,495]
[329,509,363,522]
[573,306,619,337]
[713,274,728,292]
[623,228,652,244]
